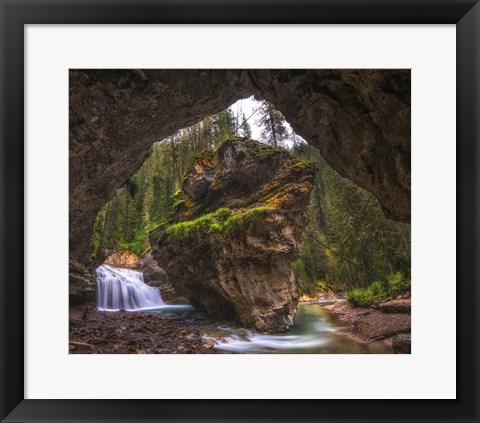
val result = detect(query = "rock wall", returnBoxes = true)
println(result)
[150,139,315,332]
[248,70,411,223]
[69,256,96,304]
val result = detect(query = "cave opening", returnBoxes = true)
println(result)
[89,97,410,329]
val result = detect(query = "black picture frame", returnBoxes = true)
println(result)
[1,1,478,422]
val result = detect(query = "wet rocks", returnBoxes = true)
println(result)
[392,333,411,354]
[68,305,224,354]
[324,299,411,343]
[377,299,411,314]
[150,138,315,332]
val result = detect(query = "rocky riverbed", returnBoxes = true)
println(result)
[69,304,224,354]
[69,299,407,354]
[323,298,411,353]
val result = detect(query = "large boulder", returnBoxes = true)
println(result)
[150,138,315,332]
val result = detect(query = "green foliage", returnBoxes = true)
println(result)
[388,271,404,290]
[240,113,252,138]
[256,101,289,147]
[347,288,377,307]
[117,228,147,256]
[126,178,139,198]
[293,259,331,297]
[387,271,410,296]
[347,273,408,307]
[212,109,236,145]
[90,110,228,257]
[290,143,411,295]
[369,280,387,296]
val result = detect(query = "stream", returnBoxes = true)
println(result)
[95,265,391,354]
[143,302,391,354]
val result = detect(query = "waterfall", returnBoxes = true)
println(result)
[96,265,165,311]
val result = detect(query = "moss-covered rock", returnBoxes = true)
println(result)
[150,138,315,332]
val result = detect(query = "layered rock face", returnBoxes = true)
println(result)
[150,139,315,332]
[69,256,96,304]
[69,69,410,303]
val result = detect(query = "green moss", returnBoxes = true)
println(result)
[173,199,185,210]
[251,143,283,158]
[291,160,310,170]
[242,206,270,224]
[222,206,271,236]
[223,215,244,235]
[165,207,231,240]
[141,245,152,257]
[208,222,224,233]
[163,206,271,241]
[214,207,231,219]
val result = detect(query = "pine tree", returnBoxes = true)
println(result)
[256,101,288,147]
[240,113,252,138]
[291,143,410,294]
[212,110,236,145]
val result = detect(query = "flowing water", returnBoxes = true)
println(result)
[142,302,390,354]
[199,303,390,354]
[96,265,193,312]
[96,265,390,353]
[96,265,166,311]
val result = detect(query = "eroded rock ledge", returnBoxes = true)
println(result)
[150,138,315,332]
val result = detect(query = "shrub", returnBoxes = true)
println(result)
[388,271,404,291]
[347,288,376,307]
[368,280,387,296]
[347,272,409,308]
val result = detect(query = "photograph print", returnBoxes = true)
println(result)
[69,69,411,354]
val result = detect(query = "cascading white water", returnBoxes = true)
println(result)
[96,265,165,311]
[201,324,332,353]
